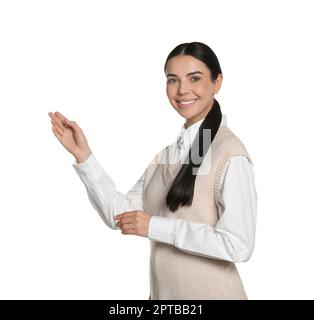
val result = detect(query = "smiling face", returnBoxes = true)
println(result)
[165,55,223,128]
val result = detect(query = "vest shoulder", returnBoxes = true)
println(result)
[214,126,253,163]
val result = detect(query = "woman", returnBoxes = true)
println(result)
[48,42,257,300]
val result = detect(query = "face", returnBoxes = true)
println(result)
[165,55,223,128]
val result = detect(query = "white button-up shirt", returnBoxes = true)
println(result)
[72,114,257,262]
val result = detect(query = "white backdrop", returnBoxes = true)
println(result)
[0,0,313,300]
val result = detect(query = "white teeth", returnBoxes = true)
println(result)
[177,100,197,105]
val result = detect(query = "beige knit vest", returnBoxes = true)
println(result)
[143,124,253,300]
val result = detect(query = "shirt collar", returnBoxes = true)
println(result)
[176,114,227,150]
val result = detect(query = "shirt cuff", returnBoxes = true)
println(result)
[72,152,108,186]
[147,215,175,245]
[72,152,96,171]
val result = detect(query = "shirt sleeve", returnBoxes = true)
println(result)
[147,155,258,262]
[72,153,145,230]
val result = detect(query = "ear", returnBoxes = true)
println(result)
[214,73,223,94]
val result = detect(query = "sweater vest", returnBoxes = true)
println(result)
[143,124,253,300]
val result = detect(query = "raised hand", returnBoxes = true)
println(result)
[48,111,92,163]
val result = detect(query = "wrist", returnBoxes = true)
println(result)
[75,149,92,164]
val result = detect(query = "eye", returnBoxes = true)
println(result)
[191,76,200,82]
[167,78,176,84]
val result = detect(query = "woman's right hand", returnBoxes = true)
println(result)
[48,111,92,163]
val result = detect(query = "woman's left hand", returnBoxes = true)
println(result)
[114,210,152,237]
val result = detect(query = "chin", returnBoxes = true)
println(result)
[177,107,200,116]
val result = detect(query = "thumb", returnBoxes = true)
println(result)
[64,119,77,128]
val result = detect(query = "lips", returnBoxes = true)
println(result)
[176,99,198,106]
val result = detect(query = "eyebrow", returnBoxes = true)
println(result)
[166,71,204,78]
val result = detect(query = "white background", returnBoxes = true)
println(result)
[0,0,313,299]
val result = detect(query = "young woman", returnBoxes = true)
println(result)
[48,42,257,300]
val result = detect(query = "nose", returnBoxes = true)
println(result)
[177,81,191,95]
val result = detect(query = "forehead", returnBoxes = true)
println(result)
[165,55,209,76]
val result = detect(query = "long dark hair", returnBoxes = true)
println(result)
[164,42,223,212]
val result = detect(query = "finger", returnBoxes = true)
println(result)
[55,111,75,129]
[52,113,67,130]
[54,124,64,136]
[52,126,63,140]
[55,111,69,122]
[121,225,136,235]
[121,230,136,235]
[62,119,79,130]
[51,117,65,132]
[120,222,135,230]
[57,126,64,135]
[118,217,135,225]
[114,211,138,220]
[48,112,68,127]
